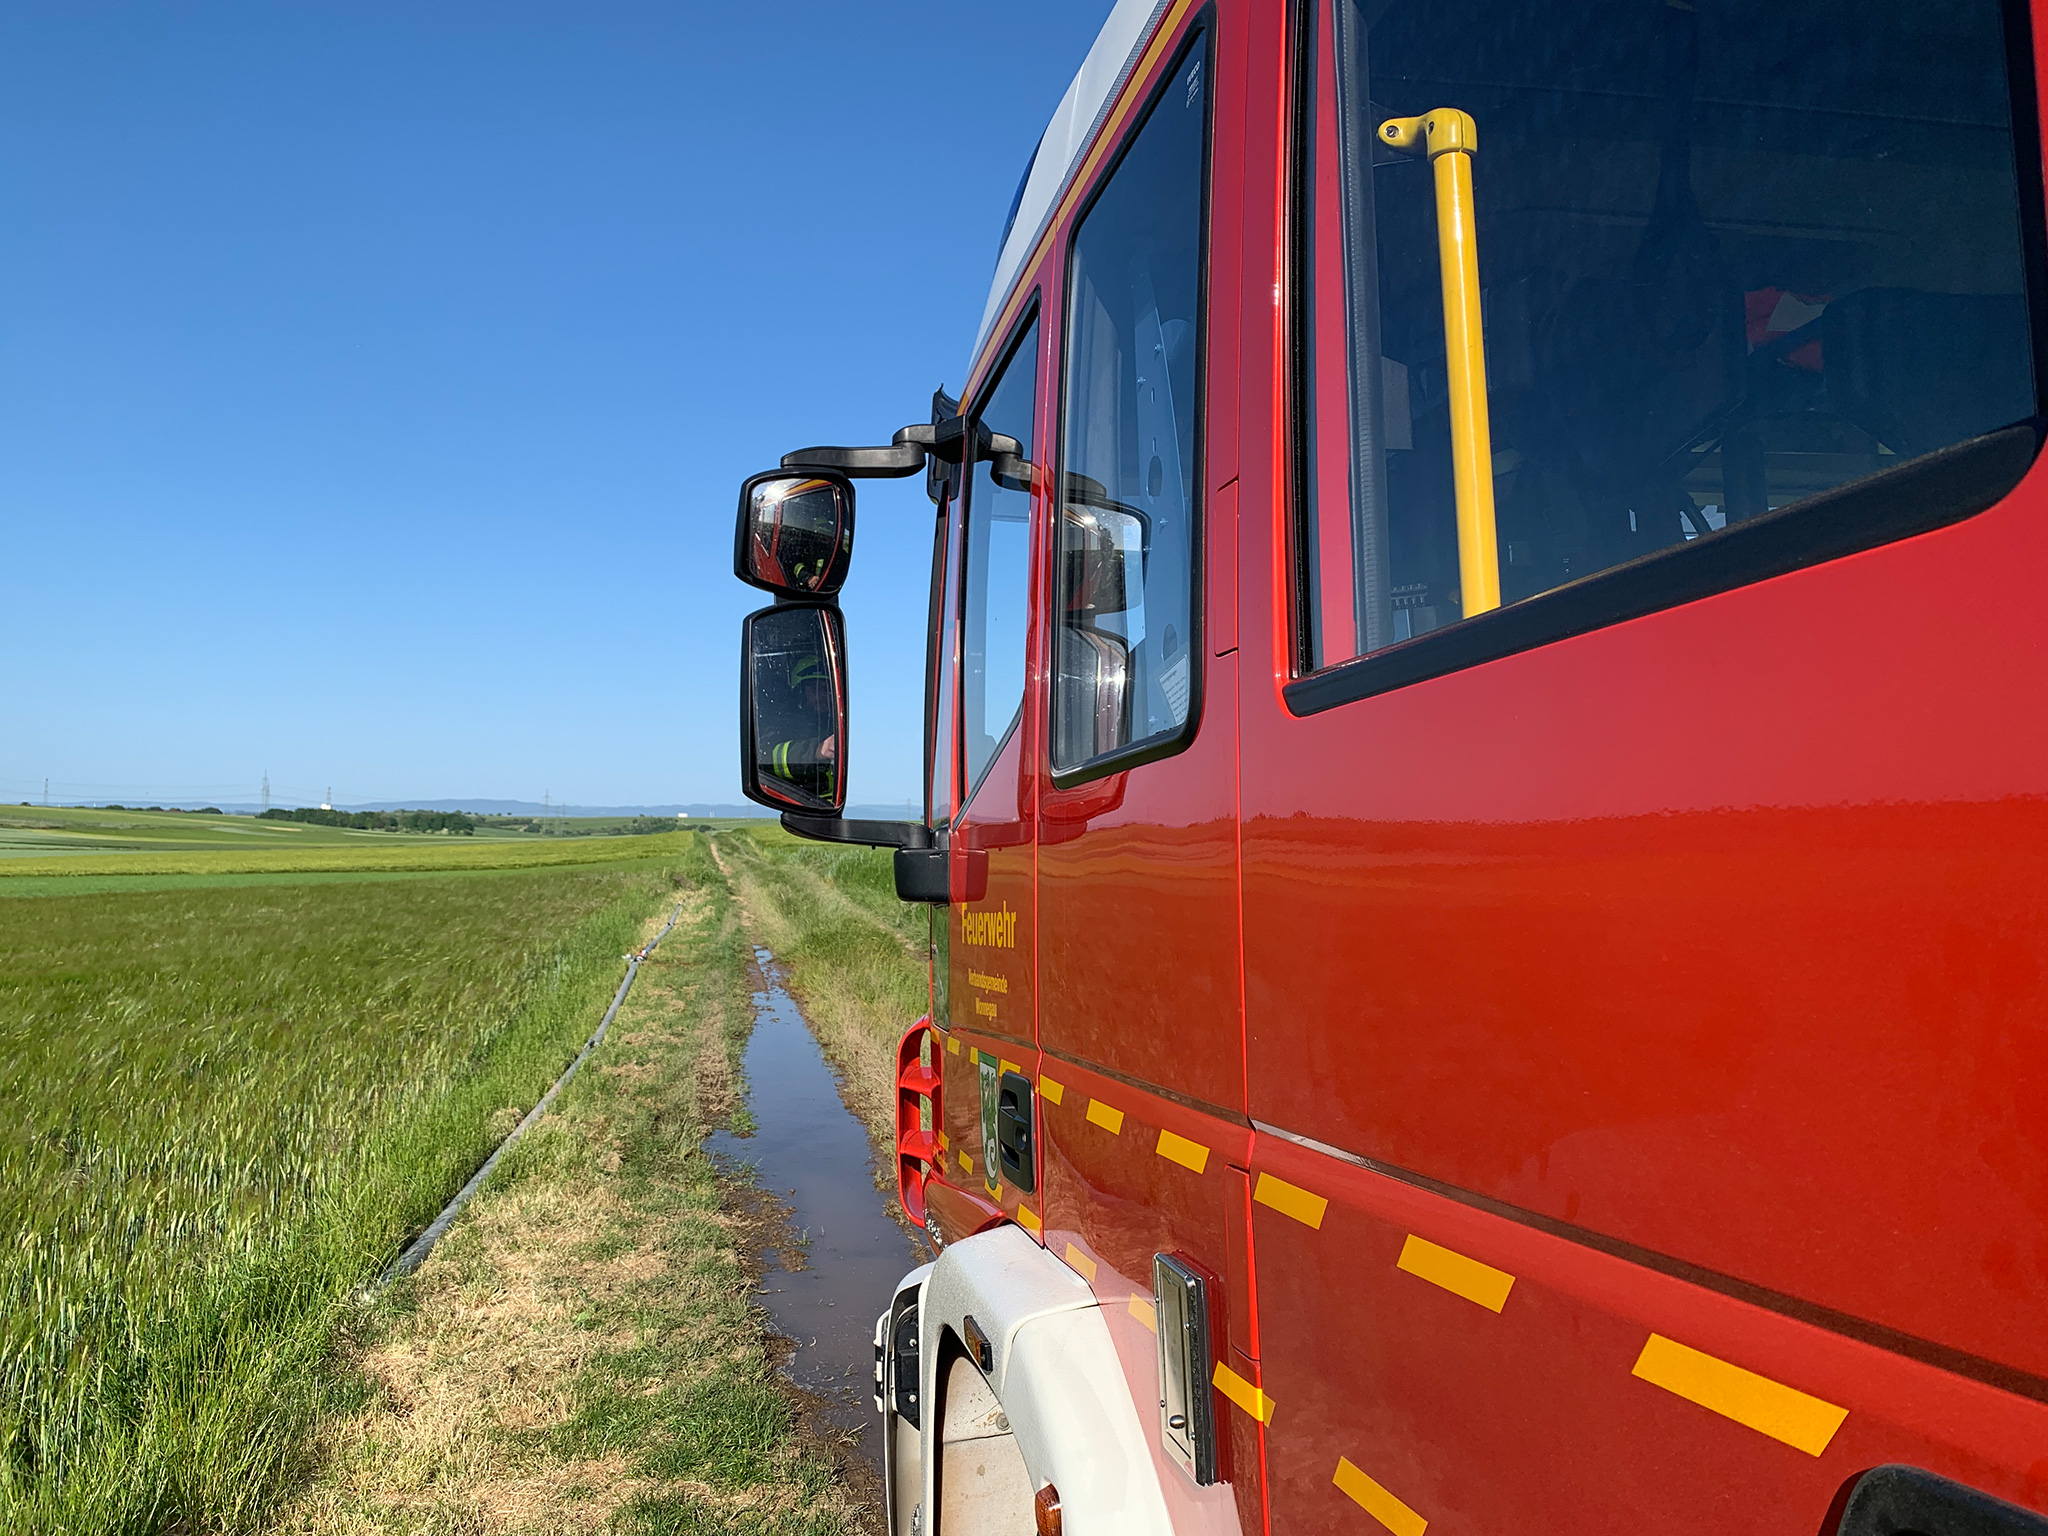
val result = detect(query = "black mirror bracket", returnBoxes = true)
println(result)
[779,813,936,849]
[781,421,1029,488]
[778,814,951,905]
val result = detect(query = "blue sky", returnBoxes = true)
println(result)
[0,1,1109,809]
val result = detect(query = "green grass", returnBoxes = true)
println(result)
[718,825,926,1017]
[286,834,864,1536]
[0,804,506,860]
[0,806,764,872]
[0,836,691,1532]
[0,825,699,879]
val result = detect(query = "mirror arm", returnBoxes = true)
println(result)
[780,442,927,478]
[779,422,1029,484]
[780,813,939,851]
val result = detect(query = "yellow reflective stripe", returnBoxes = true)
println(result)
[1038,1074,1065,1105]
[1155,1129,1210,1174]
[1211,1361,1275,1424]
[1127,1293,1157,1332]
[1396,1234,1515,1312]
[1085,1099,1124,1134]
[1333,1457,1427,1536]
[1063,1243,1098,1282]
[1253,1172,1328,1229]
[1632,1335,1847,1455]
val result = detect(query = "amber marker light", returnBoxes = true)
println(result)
[1033,1483,1064,1536]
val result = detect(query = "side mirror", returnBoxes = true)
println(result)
[740,603,848,814]
[735,471,855,598]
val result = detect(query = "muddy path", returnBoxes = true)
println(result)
[710,947,926,1476]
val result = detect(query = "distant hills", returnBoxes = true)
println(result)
[44,798,926,822]
[342,798,925,821]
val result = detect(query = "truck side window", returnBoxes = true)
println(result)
[961,315,1040,806]
[1298,0,2038,671]
[1053,26,1210,775]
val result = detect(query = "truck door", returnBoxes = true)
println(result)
[1242,0,2048,1530]
[941,308,1045,1236]
[1031,16,1262,1533]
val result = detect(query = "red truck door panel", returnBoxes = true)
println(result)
[1235,0,2048,1526]
[1030,9,1267,1530]
[944,307,1046,1232]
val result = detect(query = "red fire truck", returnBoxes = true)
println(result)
[733,0,2048,1530]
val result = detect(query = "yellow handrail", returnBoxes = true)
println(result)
[1380,109,1500,617]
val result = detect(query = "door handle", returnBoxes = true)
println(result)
[996,1071,1036,1193]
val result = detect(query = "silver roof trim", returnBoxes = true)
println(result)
[969,0,1174,373]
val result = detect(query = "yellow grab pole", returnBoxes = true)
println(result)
[1380,109,1500,617]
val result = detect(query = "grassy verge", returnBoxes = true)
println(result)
[284,835,866,1536]
[0,852,684,1531]
[0,829,697,879]
[710,828,929,1170]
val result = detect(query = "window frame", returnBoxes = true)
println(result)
[957,296,1043,817]
[1048,10,1218,792]
[923,391,961,832]
[1283,0,2048,717]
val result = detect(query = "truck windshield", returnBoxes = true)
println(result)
[1301,0,2040,666]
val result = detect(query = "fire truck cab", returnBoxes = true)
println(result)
[735,0,2048,1531]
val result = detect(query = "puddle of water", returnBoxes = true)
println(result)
[706,948,924,1468]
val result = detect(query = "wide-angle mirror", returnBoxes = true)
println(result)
[1052,489,1146,767]
[734,471,855,598]
[740,603,848,813]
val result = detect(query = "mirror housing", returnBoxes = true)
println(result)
[736,406,1032,894]
[735,471,855,599]
[740,603,848,814]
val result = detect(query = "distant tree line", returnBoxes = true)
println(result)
[258,807,477,835]
[56,805,225,814]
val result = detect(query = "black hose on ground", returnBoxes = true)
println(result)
[380,902,686,1283]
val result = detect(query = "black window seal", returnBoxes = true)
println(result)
[959,298,1043,819]
[1285,419,2042,716]
[1284,0,2048,718]
[1048,8,1217,794]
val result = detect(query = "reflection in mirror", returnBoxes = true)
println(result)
[745,605,847,813]
[738,473,854,597]
[1052,492,1145,767]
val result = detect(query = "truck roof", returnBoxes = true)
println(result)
[972,0,1171,368]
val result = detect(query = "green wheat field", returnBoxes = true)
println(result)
[0,808,714,1532]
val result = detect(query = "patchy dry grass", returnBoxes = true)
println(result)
[283,841,870,1536]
